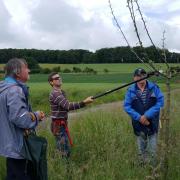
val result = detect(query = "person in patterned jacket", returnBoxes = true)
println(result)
[48,72,93,158]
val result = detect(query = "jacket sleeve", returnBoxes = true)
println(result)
[144,86,164,119]
[123,89,141,121]
[7,86,38,129]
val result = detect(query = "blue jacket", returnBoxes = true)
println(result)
[0,77,39,159]
[123,81,164,136]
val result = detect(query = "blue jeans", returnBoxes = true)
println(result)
[136,133,157,166]
[55,126,70,158]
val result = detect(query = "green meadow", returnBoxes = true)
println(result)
[28,73,173,84]
[0,63,179,73]
[28,82,125,113]
[39,63,179,73]
[1,85,179,180]
[0,63,180,179]
[28,82,178,113]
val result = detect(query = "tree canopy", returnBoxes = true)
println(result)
[0,46,179,64]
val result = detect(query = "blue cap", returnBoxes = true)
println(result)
[133,68,146,77]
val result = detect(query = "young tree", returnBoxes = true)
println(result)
[108,0,180,179]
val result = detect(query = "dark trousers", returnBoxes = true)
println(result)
[6,158,33,180]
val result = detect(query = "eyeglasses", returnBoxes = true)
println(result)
[52,77,61,80]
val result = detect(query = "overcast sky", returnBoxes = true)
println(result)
[0,0,180,52]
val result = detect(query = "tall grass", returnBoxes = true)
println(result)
[0,157,6,179]
[0,90,180,179]
[42,89,180,180]
[37,106,151,180]
[0,70,180,179]
[166,91,180,179]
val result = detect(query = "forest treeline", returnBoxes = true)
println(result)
[0,46,179,64]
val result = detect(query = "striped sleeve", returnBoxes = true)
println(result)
[53,91,85,111]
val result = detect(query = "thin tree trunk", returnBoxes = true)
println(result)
[163,78,171,179]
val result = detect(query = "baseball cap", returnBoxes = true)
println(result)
[133,68,147,77]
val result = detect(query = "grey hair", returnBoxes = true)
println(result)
[4,58,27,78]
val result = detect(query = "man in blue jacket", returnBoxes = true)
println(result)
[0,58,45,179]
[123,68,164,166]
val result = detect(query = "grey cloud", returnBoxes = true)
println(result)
[116,14,180,53]
[29,0,122,50]
[0,1,15,44]
[31,0,86,33]
[0,0,179,52]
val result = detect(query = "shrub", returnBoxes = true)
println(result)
[104,68,109,74]
[41,68,51,74]
[63,68,71,73]
[52,66,61,72]
[73,67,82,73]
[83,67,97,74]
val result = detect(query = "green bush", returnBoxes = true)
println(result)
[83,67,97,74]
[72,67,82,73]
[52,66,61,72]
[63,68,71,73]
[41,68,52,74]
[104,68,109,73]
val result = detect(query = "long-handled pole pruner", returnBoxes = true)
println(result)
[92,71,160,99]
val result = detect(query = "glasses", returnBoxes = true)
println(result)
[52,77,61,80]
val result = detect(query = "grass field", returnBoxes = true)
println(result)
[1,63,152,73]
[38,63,179,73]
[0,63,179,73]
[1,63,179,84]
[28,82,180,113]
[28,73,175,83]
[0,63,180,179]
[0,73,179,113]
[1,87,179,180]
[28,82,125,113]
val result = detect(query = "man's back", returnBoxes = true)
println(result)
[0,81,24,158]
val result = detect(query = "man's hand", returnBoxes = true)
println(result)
[36,111,45,121]
[139,115,150,126]
[83,96,94,104]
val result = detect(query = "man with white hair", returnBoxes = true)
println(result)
[0,58,45,179]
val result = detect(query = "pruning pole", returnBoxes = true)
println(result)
[92,71,159,99]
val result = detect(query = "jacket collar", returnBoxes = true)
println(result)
[130,81,154,92]
[5,77,16,83]
[5,76,29,99]
[5,77,26,87]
